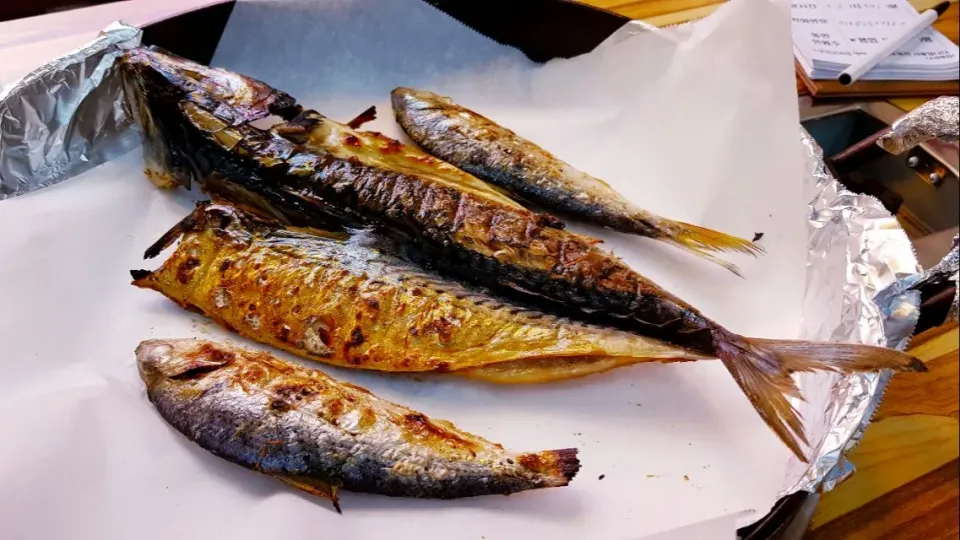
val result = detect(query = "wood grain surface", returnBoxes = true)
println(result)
[806,323,960,539]
[806,460,959,540]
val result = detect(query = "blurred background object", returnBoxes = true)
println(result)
[0,0,116,22]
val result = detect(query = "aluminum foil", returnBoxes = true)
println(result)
[874,95,959,327]
[784,128,921,495]
[0,17,932,503]
[877,95,960,155]
[0,22,142,199]
[876,235,960,326]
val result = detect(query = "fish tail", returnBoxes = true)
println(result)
[534,448,581,487]
[637,216,763,276]
[713,333,926,461]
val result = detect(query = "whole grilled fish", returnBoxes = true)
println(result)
[138,338,580,511]
[121,48,926,460]
[390,87,762,276]
[133,202,706,373]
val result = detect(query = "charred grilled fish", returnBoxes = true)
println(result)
[133,202,705,373]
[138,338,580,511]
[390,87,762,276]
[121,48,926,460]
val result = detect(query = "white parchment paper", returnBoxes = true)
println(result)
[0,0,808,538]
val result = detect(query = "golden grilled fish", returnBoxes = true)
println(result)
[137,338,580,512]
[121,48,926,460]
[133,202,706,374]
[390,87,762,276]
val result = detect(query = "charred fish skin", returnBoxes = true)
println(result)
[390,87,763,276]
[132,203,702,373]
[120,48,351,230]
[123,49,927,461]
[137,338,580,508]
[120,49,686,336]
[120,53,691,343]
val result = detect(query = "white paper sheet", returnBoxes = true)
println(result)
[0,0,807,538]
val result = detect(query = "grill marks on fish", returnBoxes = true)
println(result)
[122,49,928,461]
[137,338,580,510]
[133,203,705,374]
[389,87,763,276]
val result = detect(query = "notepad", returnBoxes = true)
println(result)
[792,0,960,81]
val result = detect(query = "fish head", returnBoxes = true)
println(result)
[121,48,300,125]
[119,48,302,191]
[136,339,236,389]
[390,87,454,113]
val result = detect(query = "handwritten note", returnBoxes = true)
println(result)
[792,0,959,80]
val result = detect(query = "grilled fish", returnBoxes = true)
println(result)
[121,48,927,460]
[133,202,706,373]
[137,338,580,511]
[390,87,762,276]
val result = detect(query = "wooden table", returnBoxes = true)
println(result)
[807,322,960,539]
[577,1,960,538]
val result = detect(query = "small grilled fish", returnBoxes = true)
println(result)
[390,87,762,276]
[121,48,926,460]
[137,338,580,511]
[133,202,705,373]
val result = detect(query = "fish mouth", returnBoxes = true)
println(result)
[136,338,235,381]
[130,269,153,281]
[135,339,178,378]
[390,87,442,111]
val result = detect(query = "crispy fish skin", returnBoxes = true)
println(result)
[137,338,580,510]
[133,203,705,373]
[390,87,762,276]
[122,49,927,461]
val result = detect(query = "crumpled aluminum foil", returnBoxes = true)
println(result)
[876,235,960,327]
[0,18,932,502]
[877,96,960,155]
[0,22,142,199]
[783,128,921,495]
[874,95,959,328]
[936,236,959,324]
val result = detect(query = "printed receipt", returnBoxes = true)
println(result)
[792,0,958,68]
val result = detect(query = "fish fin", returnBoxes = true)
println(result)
[274,474,342,513]
[650,220,763,276]
[456,355,703,384]
[346,106,377,129]
[669,221,764,256]
[714,333,925,462]
[142,202,213,259]
[668,244,746,278]
[516,448,581,488]
[550,448,582,485]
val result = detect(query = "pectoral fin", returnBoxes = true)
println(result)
[274,474,343,513]
[346,105,377,129]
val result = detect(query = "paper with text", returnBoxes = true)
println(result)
[792,0,959,80]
